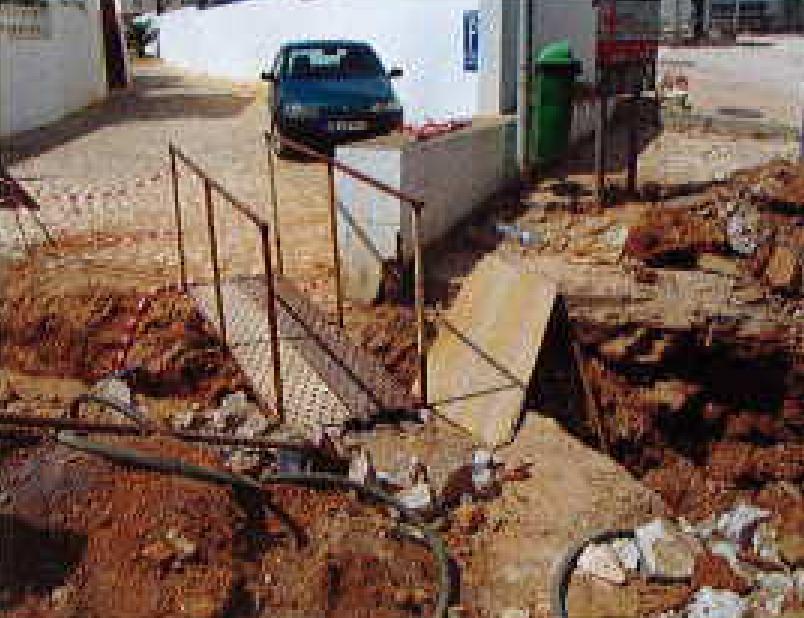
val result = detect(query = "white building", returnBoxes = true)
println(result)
[155,0,602,124]
[0,0,129,138]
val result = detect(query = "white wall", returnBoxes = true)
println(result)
[335,116,517,301]
[0,0,108,137]
[158,0,483,122]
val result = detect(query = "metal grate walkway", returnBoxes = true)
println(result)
[190,275,417,433]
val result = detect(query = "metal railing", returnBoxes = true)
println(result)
[263,130,429,405]
[168,142,285,420]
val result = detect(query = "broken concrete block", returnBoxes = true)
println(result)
[686,587,748,618]
[348,448,377,486]
[753,521,783,564]
[236,412,271,439]
[94,378,132,405]
[226,450,261,475]
[754,572,796,616]
[727,208,759,256]
[471,450,494,493]
[708,539,741,571]
[611,538,641,573]
[636,518,700,581]
[765,245,802,293]
[717,504,772,548]
[397,482,433,512]
[171,409,196,431]
[577,543,627,585]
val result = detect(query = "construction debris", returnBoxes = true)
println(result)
[635,519,701,581]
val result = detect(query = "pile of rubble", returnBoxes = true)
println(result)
[625,160,804,301]
[577,504,804,617]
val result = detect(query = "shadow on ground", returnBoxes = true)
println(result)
[0,514,87,610]
[0,66,255,168]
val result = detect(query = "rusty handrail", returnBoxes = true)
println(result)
[167,142,285,421]
[169,143,270,227]
[263,130,428,407]
[264,132,425,210]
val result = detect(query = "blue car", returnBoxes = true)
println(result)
[262,40,404,152]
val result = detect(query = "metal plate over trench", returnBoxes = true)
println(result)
[190,276,417,433]
[427,255,558,447]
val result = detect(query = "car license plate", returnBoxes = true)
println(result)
[329,120,368,132]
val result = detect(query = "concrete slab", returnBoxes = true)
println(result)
[427,256,558,447]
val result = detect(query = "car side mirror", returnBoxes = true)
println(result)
[260,71,275,82]
[389,67,403,79]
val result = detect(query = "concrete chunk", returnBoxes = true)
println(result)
[426,256,557,447]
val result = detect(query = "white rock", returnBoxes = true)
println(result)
[171,409,196,431]
[753,572,795,615]
[397,482,433,512]
[686,588,748,618]
[236,412,271,438]
[794,570,804,603]
[611,538,641,572]
[635,518,700,580]
[94,378,131,405]
[348,448,377,486]
[709,539,741,570]
[717,504,771,547]
[577,543,627,585]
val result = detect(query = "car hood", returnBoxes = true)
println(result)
[279,77,397,109]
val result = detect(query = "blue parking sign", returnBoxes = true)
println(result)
[464,10,479,72]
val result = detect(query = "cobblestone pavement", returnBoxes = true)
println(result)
[1,61,335,291]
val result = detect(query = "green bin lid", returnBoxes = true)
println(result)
[535,40,582,69]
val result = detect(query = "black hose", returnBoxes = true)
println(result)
[56,431,453,618]
[551,528,636,618]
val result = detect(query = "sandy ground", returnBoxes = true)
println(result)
[659,35,804,128]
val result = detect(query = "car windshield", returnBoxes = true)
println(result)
[281,44,385,80]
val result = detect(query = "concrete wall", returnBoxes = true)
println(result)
[478,0,519,114]
[334,116,517,301]
[0,0,108,137]
[157,0,486,122]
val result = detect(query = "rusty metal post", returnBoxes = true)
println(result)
[169,146,188,291]
[266,130,284,276]
[626,90,640,196]
[411,204,427,407]
[203,178,227,347]
[595,77,609,205]
[326,160,345,328]
[260,224,284,422]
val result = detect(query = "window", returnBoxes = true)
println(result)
[0,1,51,39]
[281,44,385,79]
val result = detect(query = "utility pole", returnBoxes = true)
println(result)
[155,0,164,59]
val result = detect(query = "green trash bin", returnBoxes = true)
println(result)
[529,40,582,168]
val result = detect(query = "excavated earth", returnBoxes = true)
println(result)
[573,160,804,532]
[0,436,442,617]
